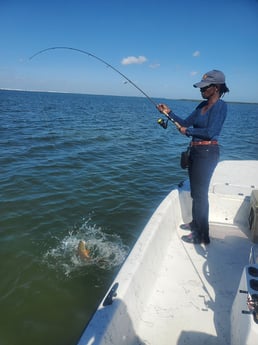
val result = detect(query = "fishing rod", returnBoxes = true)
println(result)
[29,46,181,130]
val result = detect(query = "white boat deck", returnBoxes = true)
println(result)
[77,161,258,345]
[138,223,252,345]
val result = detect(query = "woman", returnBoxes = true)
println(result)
[157,70,229,244]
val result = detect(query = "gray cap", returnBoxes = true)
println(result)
[193,70,225,88]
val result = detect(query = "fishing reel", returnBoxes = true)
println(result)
[157,118,168,129]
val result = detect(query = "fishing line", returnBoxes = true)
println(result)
[29,46,180,130]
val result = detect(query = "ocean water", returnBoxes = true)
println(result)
[0,90,257,345]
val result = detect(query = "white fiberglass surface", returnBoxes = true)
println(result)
[137,223,251,345]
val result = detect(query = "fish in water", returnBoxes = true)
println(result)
[77,240,90,259]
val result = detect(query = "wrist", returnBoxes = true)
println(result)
[185,128,191,137]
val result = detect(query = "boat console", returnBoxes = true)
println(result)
[231,245,258,344]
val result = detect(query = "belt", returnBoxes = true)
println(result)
[191,140,218,146]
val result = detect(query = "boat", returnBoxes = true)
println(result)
[77,160,258,345]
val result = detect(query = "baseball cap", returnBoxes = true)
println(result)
[193,70,225,88]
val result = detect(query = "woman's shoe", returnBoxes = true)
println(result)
[180,223,192,231]
[181,232,201,244]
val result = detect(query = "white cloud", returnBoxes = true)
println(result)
[121,56,147,65]
[149,63,160,69]
[192,50,200,57]
[190,71,198,76]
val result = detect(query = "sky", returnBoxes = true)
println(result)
[1,0,258,103]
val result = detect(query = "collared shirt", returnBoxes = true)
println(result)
[170,99,227,141]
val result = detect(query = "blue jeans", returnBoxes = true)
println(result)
[188,145,219,240]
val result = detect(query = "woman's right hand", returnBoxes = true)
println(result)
[157,104,171,114]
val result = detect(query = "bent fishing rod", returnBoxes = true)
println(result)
[29,46,181,130]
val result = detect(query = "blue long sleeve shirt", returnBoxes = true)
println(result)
[170,99,227,141]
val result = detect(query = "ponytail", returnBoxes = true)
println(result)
[217,83,229,97]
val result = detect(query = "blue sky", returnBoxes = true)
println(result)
[1,0,258,103]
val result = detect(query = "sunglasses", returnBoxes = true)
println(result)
[200,84,215,92]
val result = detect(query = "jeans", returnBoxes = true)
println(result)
[188,145,219,240]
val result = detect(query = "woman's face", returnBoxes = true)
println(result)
[200,84,217,99]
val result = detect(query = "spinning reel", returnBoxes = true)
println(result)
[157,118,169,129]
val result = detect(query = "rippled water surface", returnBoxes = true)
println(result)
[0,90,257,345]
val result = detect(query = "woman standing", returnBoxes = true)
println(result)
[157,70,229,244]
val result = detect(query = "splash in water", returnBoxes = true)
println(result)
[43,217,129,277]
